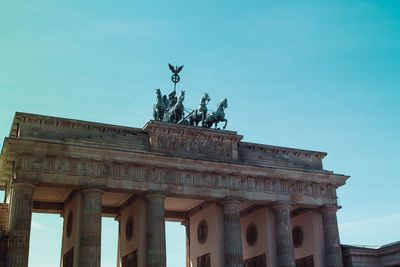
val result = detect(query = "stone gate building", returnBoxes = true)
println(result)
[0,112,350,267]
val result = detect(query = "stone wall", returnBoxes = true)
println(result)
[119,198,147,267]
[0,204,8,267]
[61,193,82,267]
[240,207,277,267]
[0,204,8,232]
[342,242,400,267]
[291,211,325,266]
[189,204,224,267]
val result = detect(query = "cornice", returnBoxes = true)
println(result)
[240,142,327,160]
[4,137,349,187]
[11,112,143,138]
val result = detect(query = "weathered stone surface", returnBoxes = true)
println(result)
[2,113,336,175]
[0,112,352,267]
[13,148,340,202]
[144,120,241,161]
[0,204,8,232]
[6,182,35,267]
[239,142,326,170]
[145,193,166,267]
[0,113,348,208]
[321,206,343,267]
[342,242,400,267]
[78,188,103,267]
[273,203,295,267]
[221,199,243,267]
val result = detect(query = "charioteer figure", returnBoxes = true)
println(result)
[189,92,210,127]
[168,89,177,110]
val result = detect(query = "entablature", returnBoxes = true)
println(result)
[2,137,348,207]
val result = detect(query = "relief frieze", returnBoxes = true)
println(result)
[182,172,194,185]
[156,134,232,158]
[32,157,46,170]
[217,175,231,188]
[18,155,337,199]
[55,159,69,172]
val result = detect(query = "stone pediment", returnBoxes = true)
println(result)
[143,120,243,161]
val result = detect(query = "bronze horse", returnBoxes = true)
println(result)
[153,88,165,121]
[204,98,228,129]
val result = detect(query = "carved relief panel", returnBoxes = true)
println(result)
[144,121,242,160]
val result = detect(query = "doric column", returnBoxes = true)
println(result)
[78,188,104,267]
[321,205,343,267]
[272,203,295,267]
[221,199,243,267]
[145,193,166,267]
[6,182,35,267]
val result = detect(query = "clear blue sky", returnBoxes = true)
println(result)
[1,1,399,266]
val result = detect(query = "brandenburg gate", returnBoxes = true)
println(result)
[0,111,348,267]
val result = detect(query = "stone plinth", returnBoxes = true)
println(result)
[143,120,243,161]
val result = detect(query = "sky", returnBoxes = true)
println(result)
[0,1,399,266]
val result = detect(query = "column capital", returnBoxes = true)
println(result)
[220,198,242,207]
[320,205,339,213]
[271,201,293,210]
[80,188,105,195]
[145,192,166,200]
[10,181,36,190]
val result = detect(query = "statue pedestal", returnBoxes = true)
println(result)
[143,120,243,161]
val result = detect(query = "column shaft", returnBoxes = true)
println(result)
[6,183,35,267]
[222,199,243,267]
[78,188,104,267]
[273,203,295,267]
[321,206,343,267]
[145,193,166,267]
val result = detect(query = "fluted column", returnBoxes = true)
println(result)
[273,203,295,267]
[6,182,35,267]
[145,193,166,267]
[221,199,243,267]
[78,188,104,267]
[321,205,343,267]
